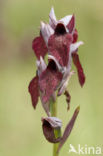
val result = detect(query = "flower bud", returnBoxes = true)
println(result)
[42,117,62,143]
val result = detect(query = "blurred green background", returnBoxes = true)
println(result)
[0,0,103,156]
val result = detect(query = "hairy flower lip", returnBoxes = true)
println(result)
[48,33,73,67]
[39,59,63,108]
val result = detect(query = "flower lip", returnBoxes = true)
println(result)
[55,23,66,35]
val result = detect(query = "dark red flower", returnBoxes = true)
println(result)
[41,106,80,149]
[29,57,63,116]
[39,60,63,104]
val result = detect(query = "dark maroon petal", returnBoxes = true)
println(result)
[28,75,39,109]
[42,117,62,143]
[67,15,75,33]
[32,35,48,59]
[72,53,85,86]
[64,90,71,111]
[48,34,73,66]
[39,60,63,104]
[72,29,78,43]
[57,106,80,153]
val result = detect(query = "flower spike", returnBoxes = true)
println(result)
[29,7,85,155]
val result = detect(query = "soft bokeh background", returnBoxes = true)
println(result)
[0,0,103,156]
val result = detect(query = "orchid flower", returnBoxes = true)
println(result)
[29,56,62,116]
[42,106,80,153]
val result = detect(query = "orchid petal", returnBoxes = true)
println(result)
[32,35,48,59]
[28,76,39,109]
[49,7,57,29]
[40,22,54,45]
[59,15,72,27]
[67,41,83,72]
[72,53,85,86]
[36,56,47,76]
[72,29,78,43]
[67,15,75,33]
[58,71,75,96]
[70,41,84,54]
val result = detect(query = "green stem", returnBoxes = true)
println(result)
[50,97,57,117]
[50,97,59,156]
[53,143,59,156]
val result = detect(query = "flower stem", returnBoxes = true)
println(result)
[50,97,57,117]
[50,96,59,156]
[53,143,59,156]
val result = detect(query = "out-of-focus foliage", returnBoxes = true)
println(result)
[0,0,103,156]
